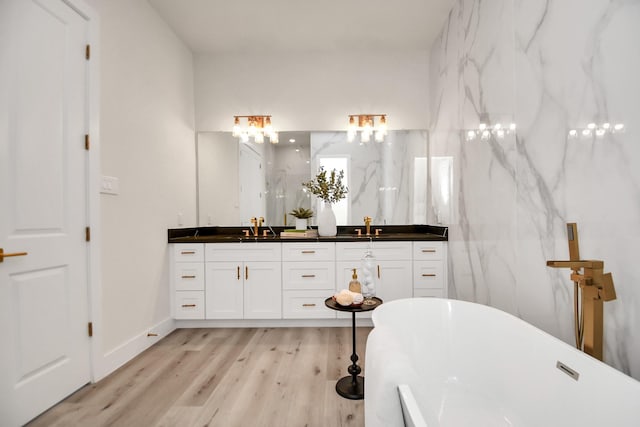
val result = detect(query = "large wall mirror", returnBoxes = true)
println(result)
[197,130,429,227]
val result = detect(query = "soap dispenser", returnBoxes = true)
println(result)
[349,268,361,293]
[360,247,377,305]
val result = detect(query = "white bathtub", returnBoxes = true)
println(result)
[365,298,640,426]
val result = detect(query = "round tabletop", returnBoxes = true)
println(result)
[324,296,383,313]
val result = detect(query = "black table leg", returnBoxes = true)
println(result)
[335,311,364,400]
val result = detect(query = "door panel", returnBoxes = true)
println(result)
[0,0,91,425]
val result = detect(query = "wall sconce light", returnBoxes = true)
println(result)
[232,115,279,144]
[347,114,388,143]
[568,122,625,139]
[465,122,516,141]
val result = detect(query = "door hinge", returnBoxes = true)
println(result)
[85,134,90,150]
[88,322,93,337]
[85,227,91,242]
[85,44,91,60]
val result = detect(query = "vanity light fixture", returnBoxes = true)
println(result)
[568,122,625,139]
[232,115,279,144]
[465,122,516,141]
[347,114,388,143]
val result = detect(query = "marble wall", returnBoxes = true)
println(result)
[429,0,640,379]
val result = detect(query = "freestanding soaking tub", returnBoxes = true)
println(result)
[365,298,640,426]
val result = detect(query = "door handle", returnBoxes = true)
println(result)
[0,248,28,263]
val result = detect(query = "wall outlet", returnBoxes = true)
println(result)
[101,176,119,195]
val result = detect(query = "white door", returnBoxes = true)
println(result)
[0,0,91,425]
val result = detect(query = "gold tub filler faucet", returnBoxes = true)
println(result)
[547,223,616,361]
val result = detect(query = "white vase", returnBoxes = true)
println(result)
[295,218,308,230]
[317,202,337,237]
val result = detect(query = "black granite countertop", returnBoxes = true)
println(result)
[168,225,447,243]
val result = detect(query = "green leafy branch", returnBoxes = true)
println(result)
[302,167,348,204]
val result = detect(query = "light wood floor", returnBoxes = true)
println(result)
[28,327,372,427]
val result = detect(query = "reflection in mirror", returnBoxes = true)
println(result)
[197,130,428,227]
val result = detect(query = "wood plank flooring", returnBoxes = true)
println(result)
[27,327,372,427]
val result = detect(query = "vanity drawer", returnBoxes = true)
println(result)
[282,242,335,261]
[282,261,335,290]
[205,242,281,262]
[174,291,205,319]
[414,288,446,298]
[413,261,444,289]
[413,242,444,260]
[283,290,337,319]
[173,262,205,291]
[336,241,411,261]
[173,243,205,262]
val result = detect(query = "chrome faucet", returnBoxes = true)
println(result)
[364,216,372,236]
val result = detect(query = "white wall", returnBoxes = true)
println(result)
[85,0,196,376]
[195,50,430,132]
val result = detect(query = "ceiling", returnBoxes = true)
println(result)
[148,0,455,54]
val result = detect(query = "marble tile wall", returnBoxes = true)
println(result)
[429,0,640,379]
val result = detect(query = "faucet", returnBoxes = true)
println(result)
[364,216,372,236]
[546,223,616,361]
[250,216,264,236]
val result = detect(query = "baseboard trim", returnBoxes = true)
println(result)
[93,317,176,382]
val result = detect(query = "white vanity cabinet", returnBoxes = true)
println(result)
[282,242,336,319]
[170,244,206,319]
[336,241,413,318]
[413,241,447,298]
[205,243,282,319]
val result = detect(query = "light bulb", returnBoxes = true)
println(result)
[232,117,241,137]
[248,121,257,136]
[568,129,578,138]
[494,123,502,130]
[255,132,264,144]
[614,123,625,131]
[496,129,505,138]
[264,117,273,135]
[582,129,591,136]
[466,130,476,140]
[602,123,611,130]
[479,123,487,131]
[587,123,596,129]
[363,119,372,136]
[375,130,384,142]
[509,123,517,131]
[378,115,388,135]
[240,132,249,143]
[361,131,371,143]
[595,128,606,137]
[347,129,356,142]
[270,132,279,144]
[348,116,356,133]
[481,130,490,140]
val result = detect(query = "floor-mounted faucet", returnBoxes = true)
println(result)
[547,223,616,361]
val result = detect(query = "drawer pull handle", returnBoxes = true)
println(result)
[422,249,437,253]
[180,251,196,255]
[377,265,381,279]
[301,250,316,254]
[237,266,240,280]
[181,275,196,279]
[302,303,316,307]
[301,274,316,278]
[422,273,437,277]
[181,304,196,308]
[245,266,249,280]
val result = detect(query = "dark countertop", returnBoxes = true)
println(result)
[168,225,448,243]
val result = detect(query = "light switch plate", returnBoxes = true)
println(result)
[100,175,119,195]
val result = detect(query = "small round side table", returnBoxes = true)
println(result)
[324,296,383,400]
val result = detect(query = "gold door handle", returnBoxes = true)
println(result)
[0,248,28,263]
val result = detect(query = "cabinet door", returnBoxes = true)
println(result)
[377,260,413,302]
[244,261,282,319]
[206,262,243,319]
